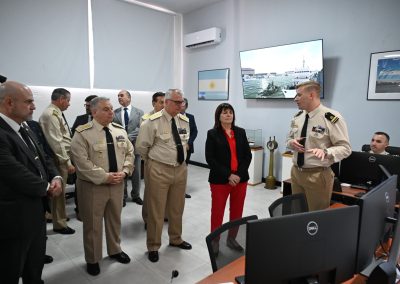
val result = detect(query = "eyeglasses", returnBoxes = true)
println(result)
[84,104,91,108]
[168,99,186,106]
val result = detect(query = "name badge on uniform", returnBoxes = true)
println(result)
[312,125,325,134]
[116,135,125,142]
[178,128,187,135]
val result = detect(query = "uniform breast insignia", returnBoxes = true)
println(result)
[116,135,125,142]
[111,122,124,129]
[294,110,303,117]
[312,125,326,134]
[149,112,162,121]
[178,128,187,135]
[178,113,189,122]
[76,122,93,133]
[325,112,339,124]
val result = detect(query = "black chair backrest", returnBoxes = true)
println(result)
[268,193,308,217]
[205,215,258,272]
[361,144,400,156]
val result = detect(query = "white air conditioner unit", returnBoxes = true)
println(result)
[184,27,222,49]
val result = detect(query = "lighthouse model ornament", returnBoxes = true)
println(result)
[265,136,278,189]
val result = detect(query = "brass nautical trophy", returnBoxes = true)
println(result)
[265,136,278,189]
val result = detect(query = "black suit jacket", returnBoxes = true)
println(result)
[185,112,198,153]
[0,117,57,239]
[71,113,91,136]
[205,126,252,184]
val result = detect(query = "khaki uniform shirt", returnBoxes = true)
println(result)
[39,104,72,167]
[286,104,351,167]
[70,120,134,185]
[136,109,189,166]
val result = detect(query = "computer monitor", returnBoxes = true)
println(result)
[244,206,360,284]
[339,151,400,190]
[355,175,398,273]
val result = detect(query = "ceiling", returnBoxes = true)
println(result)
[132,0,223,14]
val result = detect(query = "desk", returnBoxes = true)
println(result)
[196,255,367,284]
[196,256,244,284]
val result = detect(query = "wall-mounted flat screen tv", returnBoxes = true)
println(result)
[239,39,324,99]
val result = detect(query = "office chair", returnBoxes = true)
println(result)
[361,144,400,156]
[205,215,258,272]
[268,193,308,217]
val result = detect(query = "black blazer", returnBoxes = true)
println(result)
[0,117,57,239]
[205,126,252,184]
[186,112,198,153]
[71,114,91,136]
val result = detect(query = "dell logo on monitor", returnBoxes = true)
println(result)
[307,221,318,236]
[368,156,377,163]
[385,192,390,203]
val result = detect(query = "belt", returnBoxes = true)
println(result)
[293,166,329,172]
[149,158,183,168]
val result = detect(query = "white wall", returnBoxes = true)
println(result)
[183,0,400,180]
[30,86,153,126]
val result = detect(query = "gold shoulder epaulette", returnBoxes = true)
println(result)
[149,111,162,121]
[325,112,339,123]
[52,109,60,116]
[294,110,303,117]
[76,122,93,133]
[178,113,189,122]
[111,122,124,129]
[141,113,151,121]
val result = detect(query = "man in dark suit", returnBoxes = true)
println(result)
[181,98,198,198]
[114,90,144,206]
[0,81,62,283]
[71,95,98,136]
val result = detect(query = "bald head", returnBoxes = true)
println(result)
[0,81,35,124]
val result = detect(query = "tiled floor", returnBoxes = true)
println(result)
[40,165,282,283]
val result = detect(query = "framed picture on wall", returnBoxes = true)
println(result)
[198,68,229,100]
[367,50,400,100]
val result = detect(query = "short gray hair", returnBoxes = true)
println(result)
[165,89,184,100]
[90,96,110,110]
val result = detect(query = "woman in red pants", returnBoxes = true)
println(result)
[205,103,252,255]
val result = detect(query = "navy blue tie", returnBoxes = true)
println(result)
[103,127,118,172]
[297,113,309,167]
[124,107,129,132]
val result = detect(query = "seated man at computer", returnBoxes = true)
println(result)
[370,131,390,155]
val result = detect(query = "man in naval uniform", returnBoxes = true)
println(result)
[136,89,192,263]
[39,88,75,234]
[286,81,351,211]
[71,97,134,276]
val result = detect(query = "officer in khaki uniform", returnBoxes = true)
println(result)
[39,88,75,234]
[71,97,134,276]
[286,81,351,211]
[136,89,192,263]
[140,91,165,227]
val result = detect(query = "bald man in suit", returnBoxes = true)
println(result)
[0,81,62,284]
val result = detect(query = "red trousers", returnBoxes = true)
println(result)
[210,182,247,238]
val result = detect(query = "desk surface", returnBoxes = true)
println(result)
[196,255,367,284]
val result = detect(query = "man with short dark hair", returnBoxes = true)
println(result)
[114,90,144,206]
[286,81,351,211]
[39,88,75,234]
[71,95,98,135]
[369,131,390,155]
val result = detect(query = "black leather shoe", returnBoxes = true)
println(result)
[144,223,147,230]
[44,255,53,264]
[123,199,126,207]
[185,193,191,198]
[132,197,143,205]
[86,263,100,276]
[226,237,244,252]
[169,241,192,250]
[148,251,159,262]
[53,226,75,235]
[109,251,130,264]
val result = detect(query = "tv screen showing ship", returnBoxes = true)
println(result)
[239,39,324,99]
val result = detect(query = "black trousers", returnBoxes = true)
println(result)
[1,219,46,284]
